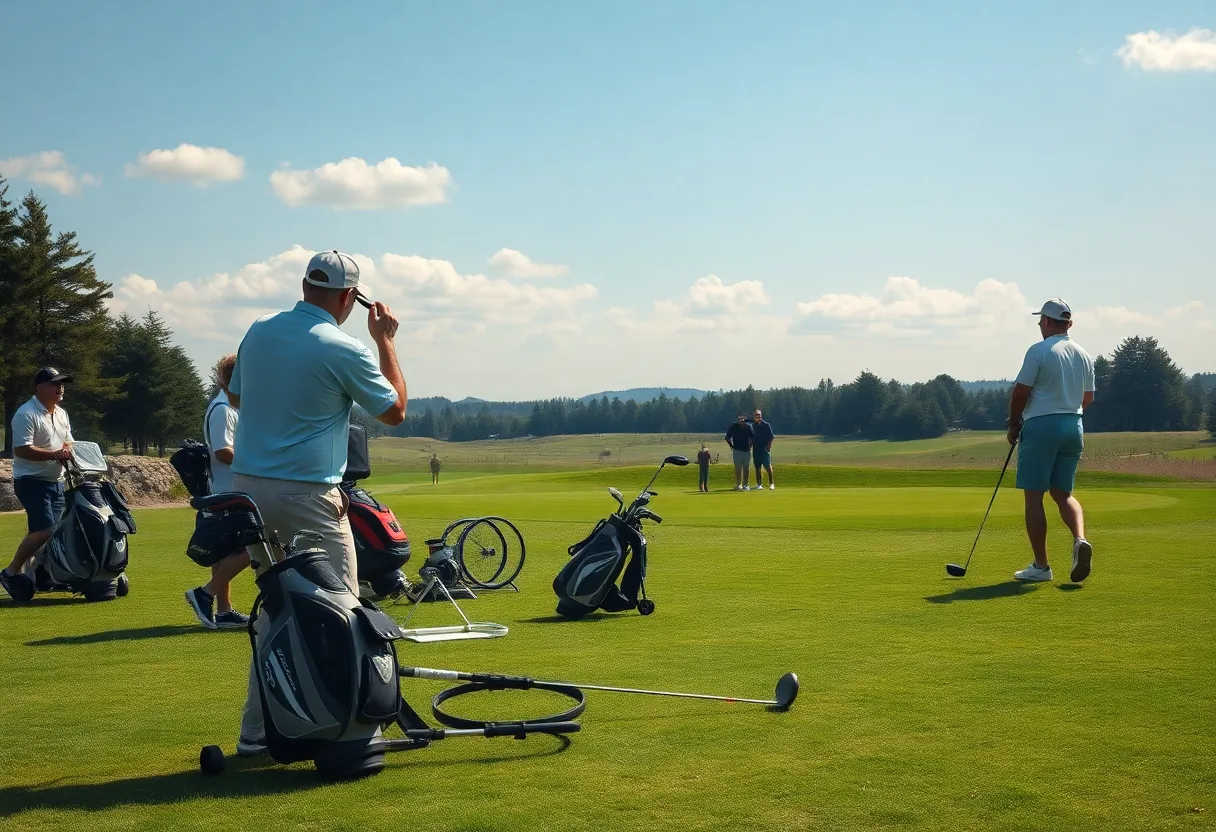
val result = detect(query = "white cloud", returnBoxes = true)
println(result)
[0,151,100,196]
[1164,300,1205,318]
[269,157,452,209]
[488,248,569,279]
[1117,28,1216,71]
[124,144,245,185]
[107,245,600,373]
[611,275,773,333]
[794,277,1028,337]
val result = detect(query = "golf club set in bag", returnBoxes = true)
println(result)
[187,447,797,781]
[10,442,135,603]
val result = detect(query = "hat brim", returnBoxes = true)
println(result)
[1031,310,1070,322]
[43,374,74,384]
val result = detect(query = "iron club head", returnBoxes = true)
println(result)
[773,672,799,710]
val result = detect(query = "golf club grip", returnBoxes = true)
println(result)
[401,666,535,688]
[483,721,582,738]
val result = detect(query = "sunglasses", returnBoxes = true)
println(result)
[353,290,372,309]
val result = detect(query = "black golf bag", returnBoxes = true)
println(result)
[553,515,647,619]
[33,442,135,602]
[341,424,412,600]
[248,542,422,781]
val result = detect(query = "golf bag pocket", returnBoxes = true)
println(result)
[354,606,404,723]
[187,505,263,567]
[567,519,607,556]
[101,481,136,534]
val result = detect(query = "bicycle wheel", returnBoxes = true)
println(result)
[458,516,526,589]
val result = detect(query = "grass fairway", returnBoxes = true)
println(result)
[1,464,1213,830]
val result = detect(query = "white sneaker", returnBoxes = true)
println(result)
[1071,539,1093,582]
[769,484,775,490]
[1014,563,1053,582]
[735,485,743,491]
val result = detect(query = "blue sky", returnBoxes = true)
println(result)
[2,1,1213,399]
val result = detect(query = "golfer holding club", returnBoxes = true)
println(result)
[1008,298,1095,583]
[225,249,406,756]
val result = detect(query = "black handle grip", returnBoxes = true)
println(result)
[483,721,582,738]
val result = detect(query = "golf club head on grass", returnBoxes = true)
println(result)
[772,672,799,710]
[945,563,967,577]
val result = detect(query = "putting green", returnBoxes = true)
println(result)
[0,467,1212,831]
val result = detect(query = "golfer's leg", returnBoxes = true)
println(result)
[766,463,774,486]
[1050,489,1085,540]
[1024,491,1049,567]
[753,458,762,487]
[7,531,50,574]
[205,550,251,612]
[239,622,266,743]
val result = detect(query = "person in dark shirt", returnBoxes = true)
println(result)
[724,415,755,491]
[751,409,776,490]
[696,443,712,491]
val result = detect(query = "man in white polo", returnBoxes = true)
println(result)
[226,249,406,756]
[1007,298,1096,584]
[1,368,75,602]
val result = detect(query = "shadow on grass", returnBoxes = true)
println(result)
[517,614,622,624]
[26,624,220,646]
[0,736,573,817]
[1058,583,1085,592]
[925,581,1040,604]
[1,597,97,608]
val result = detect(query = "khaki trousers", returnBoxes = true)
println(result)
[233,473,357,742]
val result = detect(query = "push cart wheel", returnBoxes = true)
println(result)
[456,518,508,587]
[458,517,526,589]
[200,744,225,775]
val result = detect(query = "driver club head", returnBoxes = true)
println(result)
[773,672,799,710]
[945,563,967,577]
[663,455,690,467]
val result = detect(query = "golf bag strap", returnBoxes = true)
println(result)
[395,696,432,748]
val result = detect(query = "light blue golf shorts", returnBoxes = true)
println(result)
[1016,413,1084,493]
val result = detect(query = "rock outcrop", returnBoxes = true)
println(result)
[1,455,184,511]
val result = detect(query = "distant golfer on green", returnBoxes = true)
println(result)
[430,453,442,485]
[1007,298,1096,583]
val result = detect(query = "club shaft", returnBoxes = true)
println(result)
[402,666,775,705]
[963,442,1015,569]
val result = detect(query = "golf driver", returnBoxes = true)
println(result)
[401,666,800,726]
[946,440,1017,577]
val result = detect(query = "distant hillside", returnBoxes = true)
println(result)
[580,387,710,403]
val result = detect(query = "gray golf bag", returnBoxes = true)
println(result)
[33,442,134,602]
[187,491,419,780]
[553,515,646,618]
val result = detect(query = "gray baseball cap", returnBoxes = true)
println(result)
[1032,298,1072,322]
[305,250,362,289]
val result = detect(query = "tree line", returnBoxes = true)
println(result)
[0,179,206,457]
[3,177,1214,458]
[367,349,1214,445]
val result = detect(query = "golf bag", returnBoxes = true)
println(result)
[248,542,426,781]
[34,442,135,602]
[553,515,646,618]
[186,498,265,567]
[341,424,412,600]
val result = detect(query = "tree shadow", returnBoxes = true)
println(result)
[0,736,572,817]
[27,624,220,646]
[925,581,1040,604]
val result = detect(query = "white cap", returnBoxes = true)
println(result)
[305,250,362,290]
[1032,298,1072,322]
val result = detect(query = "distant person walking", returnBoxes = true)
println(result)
[1,368,75,603]
[696,443,711,491]
[1008,299,1096,584]
[751,409,776,490]
[184,354,252,630]
[724,415,755,490]
[430,453,442,484]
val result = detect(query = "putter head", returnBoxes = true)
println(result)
[774,672,799,710]
[945,563,967,577]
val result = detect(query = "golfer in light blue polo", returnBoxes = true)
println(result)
[1007,298,1096,584]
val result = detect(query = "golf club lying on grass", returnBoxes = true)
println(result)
[946,440,1017,578]
[401,665,800,728]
